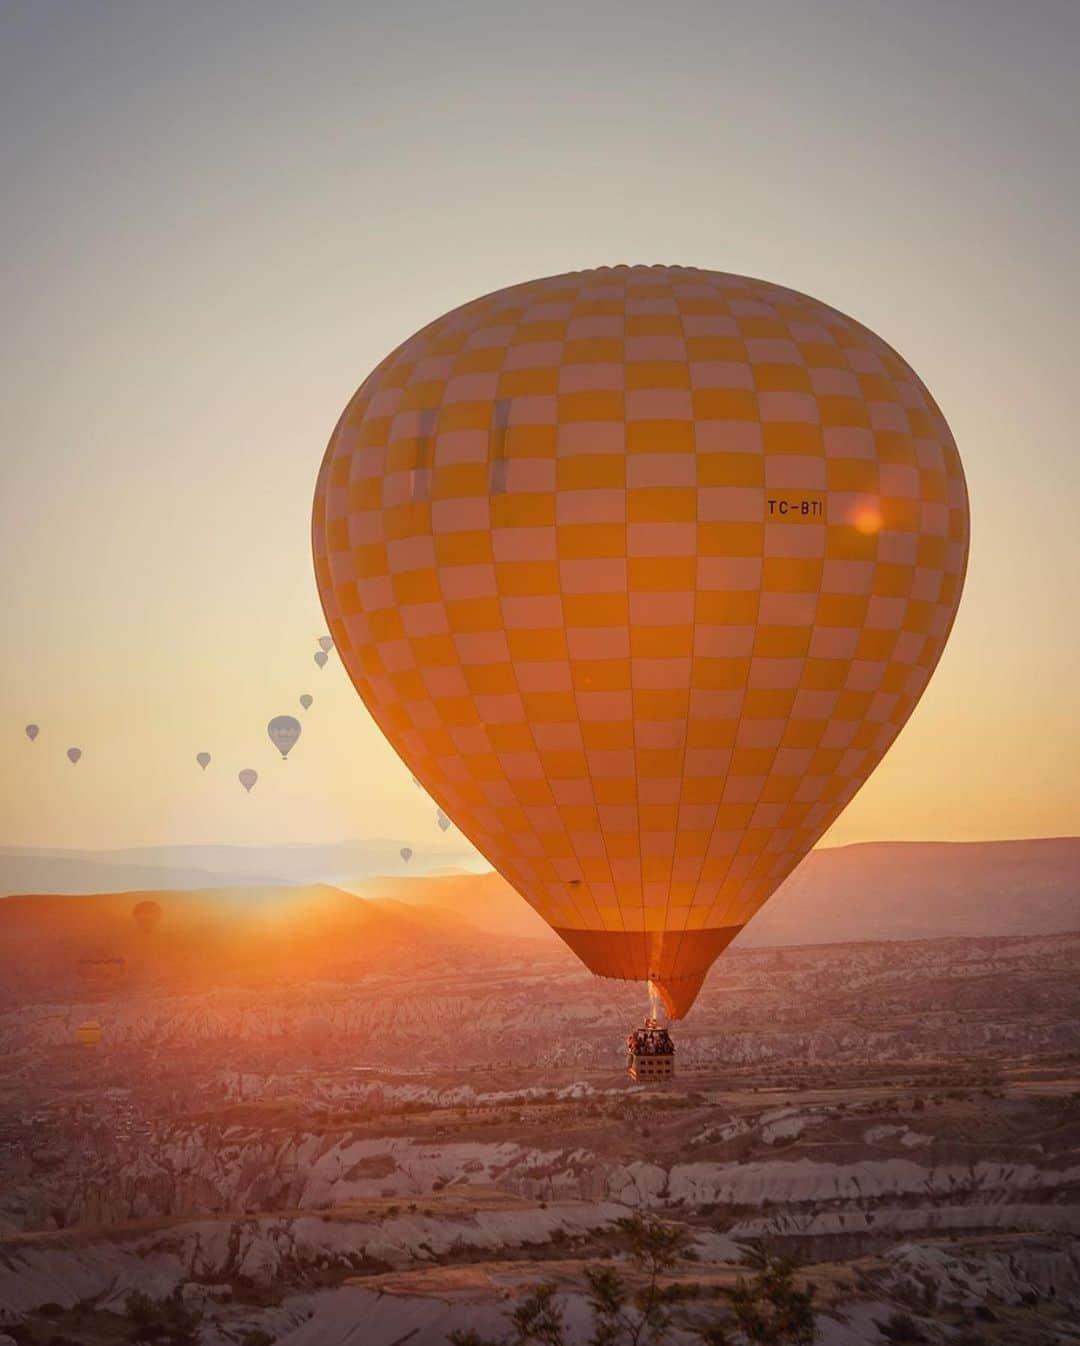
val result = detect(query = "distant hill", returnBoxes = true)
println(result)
[349,870,553,940]
[745,837,1080,945]
[0,839,484,897]
[3,838,1077,959]
[0,885,518,1005]
[358,838,1080,947]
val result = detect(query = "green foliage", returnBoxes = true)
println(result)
[876,1310,928,1343]
[445,1218,816,1346]
[124,1288,203,1345]
[448,1283,563,1346]
[239,1331,276,1346]
[723,1248,816,1345]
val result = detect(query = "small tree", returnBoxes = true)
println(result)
[125,1289,202,1346]
[717,1248,816,1345]
[446,1221,815,1346]
[585,1215,694,1346]
[449,1283,564,1346]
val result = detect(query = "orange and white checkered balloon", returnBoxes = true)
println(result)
[312,266,969,1017]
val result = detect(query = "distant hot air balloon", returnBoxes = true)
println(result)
[299,694,313,711]
[314,650,328,669]
[312,265,970,1021]
[239,768,258,792]
[400,846,413,863]
[196,751,211,770]
[132,899,162,934]
[318,636,334,652]
[25,724,39,742]
[268,715,301,759]
[67,747,82,765]
[298,1015,333,1056]
[436,810,450,833]
[76,1019,102,1048]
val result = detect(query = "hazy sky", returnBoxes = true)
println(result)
[2,1,1078,853]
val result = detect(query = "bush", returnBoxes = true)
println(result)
[876,1310,928,1343]
[124,1289,202,1345]
[446,1219,815,1345]
[239,1331,276,1346]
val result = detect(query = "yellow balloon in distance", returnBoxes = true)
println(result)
[312,266,969,1018]
[76,1019,102,1047]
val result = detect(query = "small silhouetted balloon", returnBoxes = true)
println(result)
[318,636,333,652]
[67,747,82,765]
[196,752,211,770]
[400,847,413,862]
[268,715,301,759]
[314,651,328,669]
[436,810,450,832]
[25,724,39,742]
[299,694,313,711]
[239,768,257,792]
[132,899,162,934]
[299,1015,332,1056]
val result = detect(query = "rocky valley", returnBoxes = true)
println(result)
[0,884,1078,1345]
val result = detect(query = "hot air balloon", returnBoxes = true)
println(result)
[312,265,969,1025]
[67,747,82,765]
[268,715,301,759]
[76,1019,102,1048]
[132,899,162,934]
[298,1015,333,1056]
[299,694,313,711]
[196,751,211,770]
[25,724,39,742]
[314,650,329,669]
[318,636,334,652]
[239,768,258,792]
[400,846,413,863]
[436,810,450,833]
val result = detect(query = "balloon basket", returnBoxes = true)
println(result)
[626,1017,675,1083]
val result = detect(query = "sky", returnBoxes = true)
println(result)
[1,0,1078,854]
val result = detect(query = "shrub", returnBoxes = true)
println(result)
[876,1310,928,1343]
[445,1219,815,1345]
[239,1331,275,1346]
[124,1288,202,1345]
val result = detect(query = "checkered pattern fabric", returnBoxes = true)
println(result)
[312,266,969,1017]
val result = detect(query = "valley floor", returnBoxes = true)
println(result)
[1,930,1078,1345]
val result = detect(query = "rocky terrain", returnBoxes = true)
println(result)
[0,902,1078,1344]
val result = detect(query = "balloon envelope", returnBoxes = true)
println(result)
[132,899,162,934]
[76,1019,102,1048]
[196,751,211,770]
[314,650,328,668]
[318,636,334,652]
[67,747,82,765]
[268,715,302,758]
[436,811,450,833]
[312,265,970,1019]
[298,1015,333,1055]
[299,694,313,710]
[25,724,39,742]
[239,768,257,792]
[400,846,413,862]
